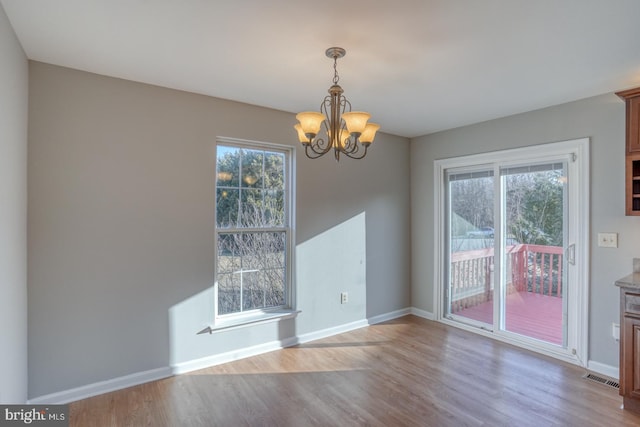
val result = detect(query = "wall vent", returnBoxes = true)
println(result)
[582,373,620,389]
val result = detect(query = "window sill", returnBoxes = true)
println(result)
[197,309,300,335]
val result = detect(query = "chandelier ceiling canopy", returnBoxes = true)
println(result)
[294,47,379,161]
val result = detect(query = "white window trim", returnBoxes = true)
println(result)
[433,138,590,366]
[211,136,297,330]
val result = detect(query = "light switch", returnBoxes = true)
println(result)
[597,232,618,248]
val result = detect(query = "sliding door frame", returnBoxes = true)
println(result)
[433,138,589,366]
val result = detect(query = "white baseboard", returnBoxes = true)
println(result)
[25,308,421,404]
[368,308,412,325]
[410,307,435,320]
[171,337,299,375]
[587,360,619,380]
[288,319,370,346]
[28,366,172,405]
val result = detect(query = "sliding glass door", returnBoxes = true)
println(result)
[436,139,588,363]
[501,163,567,346]
[446,168,496,329]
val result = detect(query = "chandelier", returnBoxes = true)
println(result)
[294,47,379,161]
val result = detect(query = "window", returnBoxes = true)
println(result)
[215,139,293,318]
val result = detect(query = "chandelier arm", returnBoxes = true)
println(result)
[341,144,368,160]
[307,136,332,156]
[319,96,339,156]
[341,96,352,112]
[341,137,354,153]
[341,132,363,154]
[305,144,331,159]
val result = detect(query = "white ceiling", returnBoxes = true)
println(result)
[3,0,640,138]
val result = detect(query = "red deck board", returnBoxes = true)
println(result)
[456,291,563,345]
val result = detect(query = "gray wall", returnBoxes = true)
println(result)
[0,4,28,404]
[411,92,638,369]
[27,62,411,399]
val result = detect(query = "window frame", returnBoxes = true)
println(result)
[213,137,296,329]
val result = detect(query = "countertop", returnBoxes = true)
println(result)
[616,272,640,289]
[615,258,640,288]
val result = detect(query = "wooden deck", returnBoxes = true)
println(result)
[456,291,563,345]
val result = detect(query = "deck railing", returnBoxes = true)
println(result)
[449,244,563,313]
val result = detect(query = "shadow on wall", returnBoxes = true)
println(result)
[168,212,367,372]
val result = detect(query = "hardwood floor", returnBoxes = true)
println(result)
[70,316,640,426]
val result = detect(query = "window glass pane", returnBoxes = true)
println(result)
[217,233,241,273]
[217,273,241,315]
[217,146,240,187]
[238,191,286,228]
[216,188,239,228]
[265,152,285,190]
[264,268,286,307]
[242,270,264,311]
[266,231,287,259]
[240,189,264,227]
[240,232,286,271]
[241,149,264,188]
[503,166,565,246]
[264,190,285,227]
[240,232,262,270]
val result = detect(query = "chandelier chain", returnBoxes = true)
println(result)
[332,55,340,85]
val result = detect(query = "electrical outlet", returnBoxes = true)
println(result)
[597,232,618,248]
[340,292,348,304]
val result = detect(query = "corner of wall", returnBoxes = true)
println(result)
[0,2,29,404]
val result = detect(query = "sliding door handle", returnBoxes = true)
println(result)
[565,243,576,265]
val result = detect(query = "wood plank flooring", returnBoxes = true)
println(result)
[69,315,640,426]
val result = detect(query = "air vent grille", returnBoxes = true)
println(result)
[582,373,620,389]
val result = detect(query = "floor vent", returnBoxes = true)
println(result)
[582,373,620,389]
